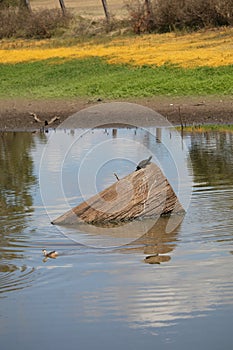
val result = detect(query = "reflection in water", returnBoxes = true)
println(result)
[144,254,170,264]
[189,132,233,188]
[0,132,36,223]
[41,215,180,264]
[0,132,38,294]
[117,215,181,262]
[71,214,181,260]
[0,132,36,241]
[63,212,183,250]
[188,131,233,250]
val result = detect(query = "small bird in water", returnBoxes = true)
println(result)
[42,249,58,259]
[135,156,152,171]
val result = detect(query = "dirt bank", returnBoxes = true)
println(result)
[0,96,232,131]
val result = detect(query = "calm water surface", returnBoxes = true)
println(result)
[0,128,232,350]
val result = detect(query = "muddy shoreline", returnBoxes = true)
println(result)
[0,96,232,131]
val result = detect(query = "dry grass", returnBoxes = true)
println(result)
[1,0,233,39]
[126,0,233,33]
[0,7,72,39]
[30,0,127,17]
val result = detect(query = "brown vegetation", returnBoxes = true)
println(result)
[126,0,233,33]
[0,1,71,39]
[0,0,233,39]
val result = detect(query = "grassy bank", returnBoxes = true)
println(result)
[177,124,233,132]
[0,58,233,98]
[0,28,233,99]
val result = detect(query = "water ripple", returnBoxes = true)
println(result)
[0,262,35,295]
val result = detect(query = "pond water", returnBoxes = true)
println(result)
[0,127,233,350]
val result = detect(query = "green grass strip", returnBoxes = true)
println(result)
[0,58,233,98]
[177,124,233,132]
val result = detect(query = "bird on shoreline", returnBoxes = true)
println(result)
[42,249,58,259]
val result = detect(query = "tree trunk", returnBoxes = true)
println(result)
[19,0,32,12]
[145,0,152,16]
[144,0,154,32]
[101,0,110,23]
[59,0,66,16]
